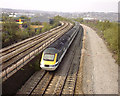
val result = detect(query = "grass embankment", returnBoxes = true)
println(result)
[83,21,119,64]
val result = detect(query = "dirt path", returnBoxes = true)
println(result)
[81,24,118,94]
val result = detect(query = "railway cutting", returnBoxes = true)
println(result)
[16,22,84,95]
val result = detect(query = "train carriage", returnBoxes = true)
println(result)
[40,23,80,71]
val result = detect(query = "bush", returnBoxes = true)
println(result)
[31,22,42,25]
[54,15,75,25]
[74,18,83,23]
[1,16,63,48]
[103,25,118,53]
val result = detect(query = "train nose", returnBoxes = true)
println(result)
[40,62,59,71]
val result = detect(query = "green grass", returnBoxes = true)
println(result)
[103,25,118,53]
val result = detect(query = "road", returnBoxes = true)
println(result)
[81,24,118,94]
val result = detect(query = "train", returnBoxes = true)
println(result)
[40,22,81,71]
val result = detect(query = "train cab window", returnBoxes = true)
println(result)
[43,53,55,61]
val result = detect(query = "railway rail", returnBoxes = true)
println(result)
[0,22,64,57]
[1,22,69,69]
[0,21,73,82]
[17,24,83,95]
[0,22,66,64]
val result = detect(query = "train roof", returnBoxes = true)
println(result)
[44,23,80,52]
[43,48,59,54]
[48,24,80,50]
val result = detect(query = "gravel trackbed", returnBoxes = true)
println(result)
[81,24,118,94]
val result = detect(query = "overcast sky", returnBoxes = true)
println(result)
[0,0,119,12]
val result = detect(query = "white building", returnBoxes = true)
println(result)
[9,13,17,17]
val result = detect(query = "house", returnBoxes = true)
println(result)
[9,13,17,17]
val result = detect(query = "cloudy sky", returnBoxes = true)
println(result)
[0,0,119,12]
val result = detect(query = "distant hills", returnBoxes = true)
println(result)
[1,8,118,22]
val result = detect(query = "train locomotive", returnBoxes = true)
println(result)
[40,23,80,71]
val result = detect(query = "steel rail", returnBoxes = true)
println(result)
[31,72,54,95]
[0,21,64,57]
[2,22,70,70]
[0,22,73,82]
[0,22,67,64]
[16,24,83,96]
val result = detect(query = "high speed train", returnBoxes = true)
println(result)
[40,23,81,71]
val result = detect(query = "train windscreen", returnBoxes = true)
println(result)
[43,54,55,61]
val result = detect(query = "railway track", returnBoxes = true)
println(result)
[0,22,66,66]
[2,22,69,69]
[0,22,64,57]
[16,25,83,95]
[0,21,73,82]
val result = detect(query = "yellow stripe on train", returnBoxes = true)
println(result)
[41,54,57,65]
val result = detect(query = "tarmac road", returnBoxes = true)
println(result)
[81,24,118,94]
